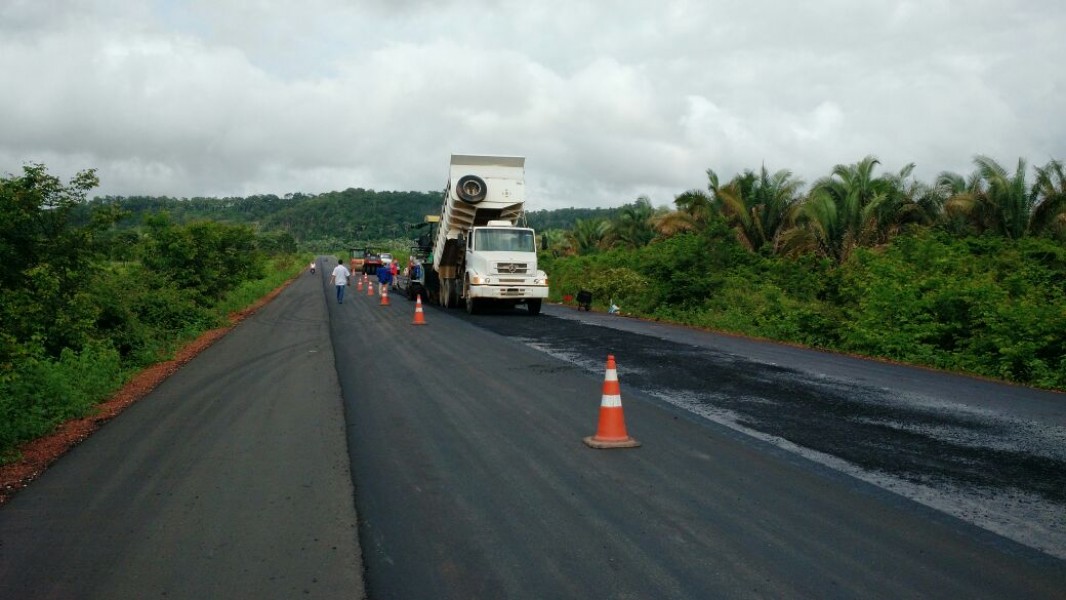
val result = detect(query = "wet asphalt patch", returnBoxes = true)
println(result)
[462,309,1066,558]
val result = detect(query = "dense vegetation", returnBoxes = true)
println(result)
[542,155,1066,390]
[81,189,437,250]
[77,189,616,254]
[1,165,303,461]
[4,153,1064,462]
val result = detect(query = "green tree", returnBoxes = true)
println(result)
[0,164,106,361]
[607,196,657,249]
[932,170,982,235]
[718,166,804,253]
[139,215,264,303]
[566,218,610,255]
[934,157,1066,240]
[779,156,916,262]
[971,156,1039,239]
[652,187,713,237]
[674,185,715,227]
[1032,159,1066,238]
[539,229,573,257]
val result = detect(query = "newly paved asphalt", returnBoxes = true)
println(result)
[331,275,1066,598]
[1,260,1064,599]
[0,260,364,599]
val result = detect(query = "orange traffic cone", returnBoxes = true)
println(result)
[355,276,363,291]
[412,295,427,325]
[367,281,374,296]
[380,284,390,306]
[583,355,641,449]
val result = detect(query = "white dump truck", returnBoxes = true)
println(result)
[429,154,549,315]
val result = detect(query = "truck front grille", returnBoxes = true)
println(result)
[494,262,529,275]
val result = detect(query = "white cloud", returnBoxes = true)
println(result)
[1,0,1064,210]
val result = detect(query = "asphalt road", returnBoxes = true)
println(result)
[333,276,1066,598]
[480,303,1066,559]
[1,262,1064,599]
[0,260,364,599]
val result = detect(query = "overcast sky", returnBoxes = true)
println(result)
[2,0,1064,210]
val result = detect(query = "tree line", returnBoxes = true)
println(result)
[1,164,302,461]
[541,155,1065,391]
[77,188,617,251]
[540,155,1065,259]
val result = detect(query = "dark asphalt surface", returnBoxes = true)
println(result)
[333,277,1066,598]
[0,261,363,599]
[487,304,1066,558]
[2,262,1064,599]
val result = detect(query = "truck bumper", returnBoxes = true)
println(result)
[469,284,549,301]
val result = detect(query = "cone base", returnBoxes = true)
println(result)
[583,435,641,449]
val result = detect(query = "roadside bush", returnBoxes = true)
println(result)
[211,255,304,319]
[0,341,122,460]
[836,232,1066,386]
[1,164,310,462]
[583,267,648,309]
[139,215,265,304]
[90,266,217,367]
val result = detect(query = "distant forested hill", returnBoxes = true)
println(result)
[259,188,441,242]
[525,207,620,231]
[78,190,614,247]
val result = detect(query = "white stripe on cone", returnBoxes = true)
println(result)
[601,368,621,407]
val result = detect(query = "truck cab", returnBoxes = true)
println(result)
[462,221,548,314]
[429,155,549,315]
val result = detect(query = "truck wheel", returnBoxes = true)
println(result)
[455,175,487,204]
[465,296,479,315]
[527,299,542,316]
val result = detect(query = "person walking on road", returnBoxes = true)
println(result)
[330,259,351,304]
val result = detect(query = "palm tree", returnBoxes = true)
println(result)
[1032,159,1066,237]
[778,156,912,262]
[651,208,698,237]
[607,196,657,249]
[674,178,715,227]
[971,155,1038,239]
[932,170,982,235]
[656,185,716,239]
[724,166,804,253]
[935,156,1066,239]
[539,229,573,257]
[566,218,610,255]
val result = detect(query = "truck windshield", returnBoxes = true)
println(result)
[475,229,535,252]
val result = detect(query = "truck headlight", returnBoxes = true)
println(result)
[470,274,484,285]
